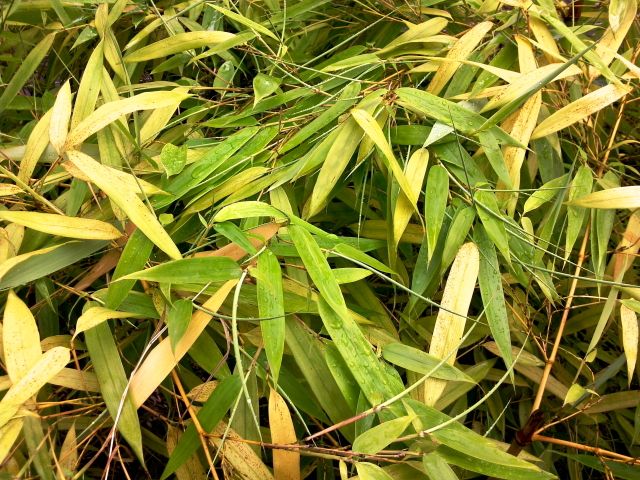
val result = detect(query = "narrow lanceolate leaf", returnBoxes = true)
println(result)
[393,149,429,252]
[49,80,72,154]
[64,90,190,148]
[423,243,479,406]
[3,291,42,383]
[378,17,448,54]
[0,211,121,240]
[124,31,236,62]
[0,418,23,463]
[269,389,300,480]
[289,225,403,409]
[70,40,104,130]
[425,164,449,260]
[474,189,510,264]
[75,306,144,338]
[0,33,56,115]
[351,109,418,208]
[531,83,632,139]
[565,166,593,260]
[353,415,414,455]
[85,323,144,464]
[567,186,640,210]
[66,150,181,259]
[121,257,242,284]
[475,226,513,378]
[19,109,52,182]
[428,21,493,96]
[257,250,286,384]
[620,304,638,386]
[211,5,279,40]
[0,347,69,429]
[382,343,474,382]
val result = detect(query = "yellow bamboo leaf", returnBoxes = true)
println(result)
[49,80,72,154]
[413,57,521,82]
[498,37,542,210]
[378,17,448,55]
[130,280,237,407]
[166,425,207,480]
[0,346,70,429]
[0,184,22,196]
[74,306,144,339]
[528,17,560,63]
[50,368,100,392]
[427,21,493,96]
[531,83,632,139]
[620,304,638,386]
[139,87,189,144]
[0,418,23,464]
[351,109,418,208]
[211,5,279,40]
[0,244,58,284]
[0,211,121,241]
[613,211,640,281]
[66,150,181,260]
[269,388,300,480]
[70,41,104,130]
[18,109,52,182]
[210,422,274,480]
[423,242,479,405]
[124,31,236,62]
[567,186,640,210]
[186,381,219,403]
[3,291,42,384]
[393,148,429,250]
[59,423,78,475]
[64,90,191,149]
[481,63,581,113]
[592,0,637,76]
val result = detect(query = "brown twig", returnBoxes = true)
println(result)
[533,434,640,465]
[531,224,590,412]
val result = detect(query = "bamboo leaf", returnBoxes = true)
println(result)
[124,31,237,62]
[66,150,181,260]
[0,211,122,240]
[49,80,72,154]
[3,291,42,383]
[269,388,300,480]
[352,415,414,454]
[620,304,638,386]
[567,186,640,210]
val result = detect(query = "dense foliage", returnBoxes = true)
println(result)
[0,0,639,478]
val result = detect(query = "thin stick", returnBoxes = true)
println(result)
[533,434,640,464]
[532,224,590,412]
[171,370,219,480]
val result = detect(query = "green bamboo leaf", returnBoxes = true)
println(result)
[253,73,281,105]
[167,299,193,353]
[289,225,403,410]
[0,33,56,115]
[475,225,513,379]
[382,343,474,382]
[523,174,569,214]
[256,249,286,384]
[161,375,242,479]
[121,257,242,284]
[474,189,511,265]
[425,165,449,260]
[565,165,593,260]
[85,323,144,464]
[355,462,395,480]
[211,5,279,40]
[352,415,414,454]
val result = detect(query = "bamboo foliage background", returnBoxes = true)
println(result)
[0,0,639,478]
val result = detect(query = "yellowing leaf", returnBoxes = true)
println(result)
[0,347,70,429]
[0,211,121,241]
[567,186,640,210]
[70,41,104,130]
[378,17,448,55]
[0,184,22,196]
[211,5,279,40]
[66,150,181,260]
[64,90,190,149]
[0,418,23,464]
[531,83,632,139]
[423,242,479,405]
[351,109,418,207]
[393,148,428,251]
[74,307,145,338]
[269,389,300,480]
[124,31,236,62]
[620,304,638,385]
[19,109,52,182]
[130,280,237,407]
[49,80,72,154]
[428,21,493,96]
[3,291,42,383]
